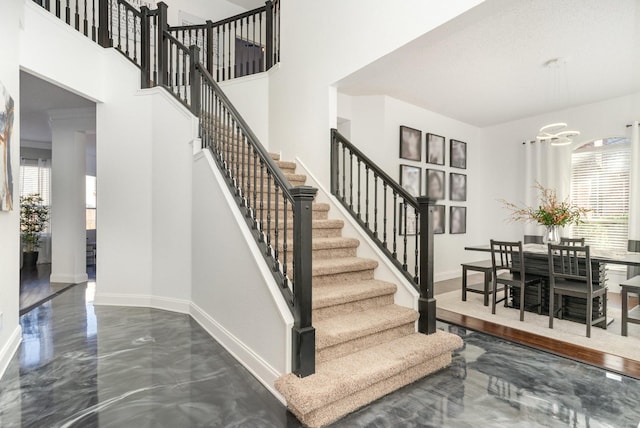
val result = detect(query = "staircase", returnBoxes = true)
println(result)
[253,153,463,427]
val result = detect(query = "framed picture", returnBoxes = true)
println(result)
[450,173,467,201]
[433,204,445,234]
[450,139,467,169]
[450,206,467,234]
[399,126,422,161]
[399,203,419,235]
[425,169,445,200]
[426,133,445,165]
[399,165,422,197]
[0,80,15,211]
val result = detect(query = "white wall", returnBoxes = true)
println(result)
[218,71,270,147]
[268,0,485,192]
[191,150,292,397]
[0,0,23,380]
[163,0,247,25]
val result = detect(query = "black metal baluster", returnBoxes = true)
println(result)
[152,15,157,85]
[392,192,398,259]
[239,18,244,77]
[75,0,79,30]
[274,184,280,272]
[252,14,256,74]
[83,0,88,35]
[402,200,408,270]
[283,199,288,285]
[365,165,370,227]
[373,173,378,238]
[116,3,121,49]
[235,124,241,194]
[349,150,353,210]
[382,183,388,248]
[258,11,263,71]
[125,9,130,56]
[182,47,187,102]
[228,22,232,79]
[266,171,272,255]
[259,160,265,240]
[91,0,96,40]
[341,145,346,201]
[357,158,361,219]
[168,42,174,91]
[216,25,220,81]
[133,14,137,63]
[56,0,61,18]
[414,209,419,282]
[241,133,246,205]
[252,150,258,225]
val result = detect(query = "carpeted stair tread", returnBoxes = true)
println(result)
[275,160,296,170]
[314,304,416,349]
[275,331,463,415]
[313,279,396,310]
[312,257,377,277]
[279,237,359,252]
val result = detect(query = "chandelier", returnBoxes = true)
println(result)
[536,58,580,146]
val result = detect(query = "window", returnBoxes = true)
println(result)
[19,158,51,205]
[570,138,630,252]
[86,175,96,230]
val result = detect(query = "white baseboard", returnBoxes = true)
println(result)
[50,273,89,284]
[0,326,22,381]
[189,303,285,404]
[93,293,191,314]
[93,294,285,402]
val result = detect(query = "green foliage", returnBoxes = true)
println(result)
[20,194,50,253]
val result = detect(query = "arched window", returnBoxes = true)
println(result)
[570,137,630,251]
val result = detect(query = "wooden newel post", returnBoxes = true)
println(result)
[291,186,318,377]
[205,20,214,74]
[97,0,110,48]
[190,45,201,117]
[418,196,437,334]
[265,0,274,71]
[140,6,151,88]
[156,2,169,87]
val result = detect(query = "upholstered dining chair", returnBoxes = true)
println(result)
[547,243,607,338]
[490,240,543,321]
[560,237,585,246]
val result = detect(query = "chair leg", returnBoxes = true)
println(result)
[462,267,467,302]
[549,290,554,329]
[492,279,497,315]
[537,283,542,315]
[586,294,592,338]
[603,293,607,331]
[483,271,491,307]
[519,284,525,321]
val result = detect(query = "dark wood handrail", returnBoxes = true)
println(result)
[331,129,418,210]
[196,63,294,201]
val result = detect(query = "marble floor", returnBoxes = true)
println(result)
[19,264,96,315]
[1,284,640,427]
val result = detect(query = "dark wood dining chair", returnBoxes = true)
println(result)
[547,243,607,338]
[490,240,542,321]
[560,237,585,246]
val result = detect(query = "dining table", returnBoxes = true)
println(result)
[465,243,640,327]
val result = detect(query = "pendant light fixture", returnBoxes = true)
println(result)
[536,58,580,146]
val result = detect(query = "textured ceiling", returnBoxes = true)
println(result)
[336,0,640,127]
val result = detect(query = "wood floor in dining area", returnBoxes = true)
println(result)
[435,276,640,379]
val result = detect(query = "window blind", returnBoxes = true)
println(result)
[19,158,51,205]
[570,143,630,252]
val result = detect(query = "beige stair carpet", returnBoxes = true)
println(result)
[220,143,462,427]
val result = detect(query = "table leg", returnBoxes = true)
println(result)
[462,266,467,302]
[483,271,491,307]
[622,288,628,337]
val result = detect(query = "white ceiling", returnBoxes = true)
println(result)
[20,71,95,144]
[336,0,640,127]
[224,0,264,10]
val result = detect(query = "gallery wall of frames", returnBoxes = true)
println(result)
[398,125,467,235]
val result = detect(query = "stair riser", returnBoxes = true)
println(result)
[294,353,452,428]
[282,246,358,265]
[256,209,328,221]
[265,227,343,239]
[313,294,394,322]
[313,269,375,286]
[316,323,415,364]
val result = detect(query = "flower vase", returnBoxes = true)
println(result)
[543,225,561,245]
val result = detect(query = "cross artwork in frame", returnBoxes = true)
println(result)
[450,172,467,202]
[425,169,445,200]
[450,206,467,234]
[450,139,467,169]
[399,164,421,197]
[399,203,419,235]
[399,126,422,161]
[426,133,445,165]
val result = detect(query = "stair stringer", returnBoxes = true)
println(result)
[191,148,293,403]
[293,157,419,314]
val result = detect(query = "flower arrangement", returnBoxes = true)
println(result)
[500,183,589,227]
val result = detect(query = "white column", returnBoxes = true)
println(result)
[49,108,95,284]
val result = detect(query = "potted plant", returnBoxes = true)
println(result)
[20,193,49,268]
[501,183,589,244]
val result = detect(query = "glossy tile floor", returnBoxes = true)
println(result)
[1,284,640,427]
